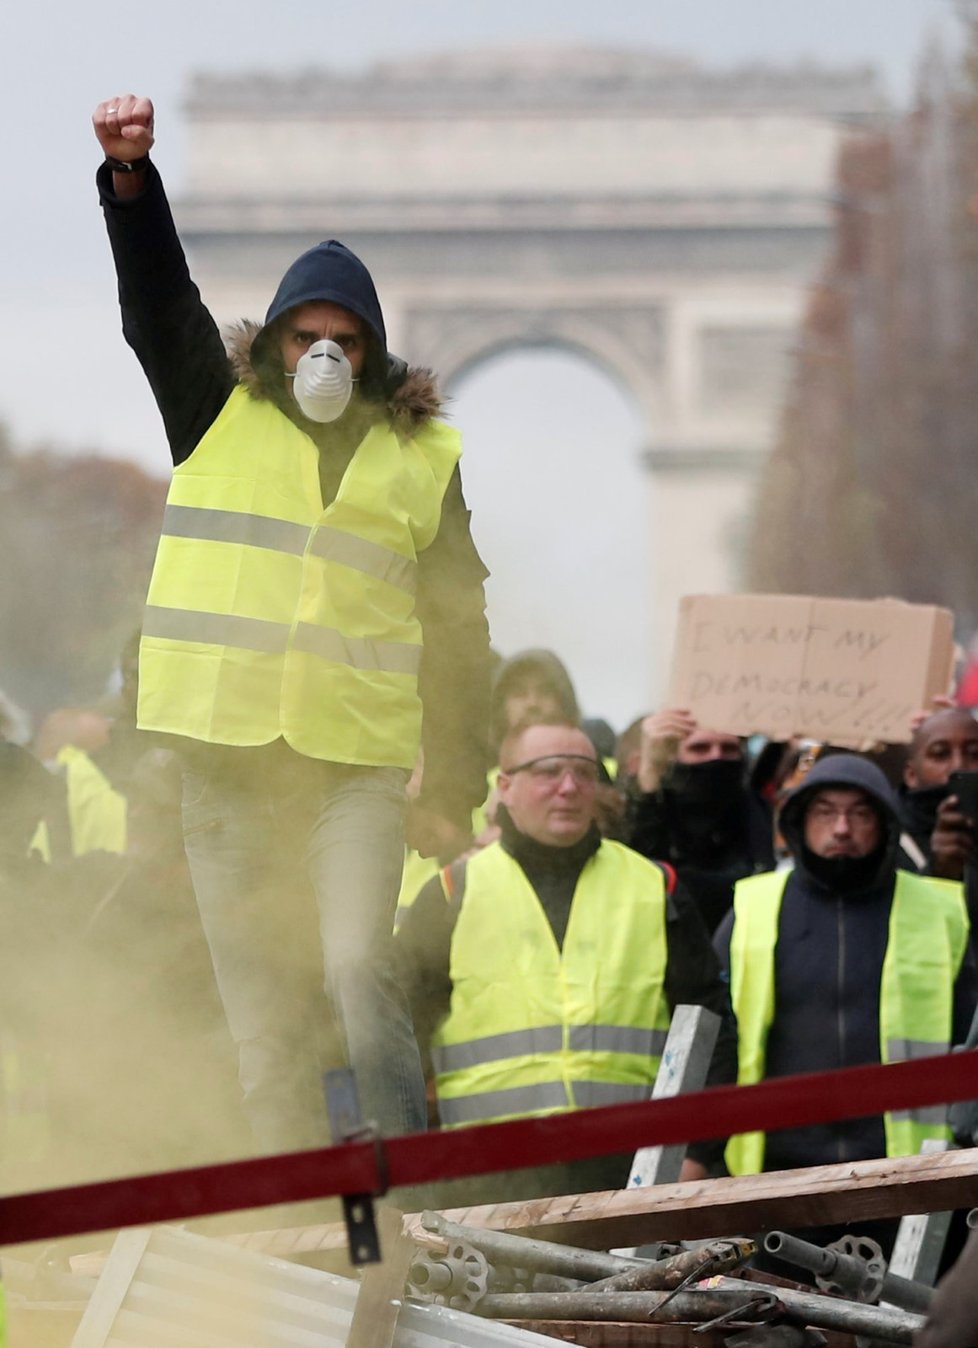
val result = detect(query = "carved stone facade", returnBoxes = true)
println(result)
[175,48,883,694]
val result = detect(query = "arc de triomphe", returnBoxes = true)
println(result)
[175,47,881,696]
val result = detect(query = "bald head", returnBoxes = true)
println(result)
[905,708,978,788]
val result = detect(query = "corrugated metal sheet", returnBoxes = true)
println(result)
[69,1226,556,1348]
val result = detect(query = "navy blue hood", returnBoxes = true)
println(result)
[778,752,902,889]
[257,239,387,355]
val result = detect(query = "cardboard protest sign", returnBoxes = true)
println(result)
[667,594,955,744]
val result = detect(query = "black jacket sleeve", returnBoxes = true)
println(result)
[663,875,739,1171]
[624,789,672,861]
[953,937,978,1045]
[415,473,492,831]
[392,869,459,1071]
[97,162,234,465]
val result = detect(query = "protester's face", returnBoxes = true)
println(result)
[677,729,743,765]
[803,788,881,859]
[904,711,978,788]
[503,676,564,732]
[498,724,598,847]
[277,301,367,376]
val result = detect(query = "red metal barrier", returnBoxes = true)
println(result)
[3,1049,978,1246]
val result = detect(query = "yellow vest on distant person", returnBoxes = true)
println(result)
[432,840,672,1126]
[57,746,127,855]
[726,867,969,1175]
[137,388,460,767]
[29,746,126,860]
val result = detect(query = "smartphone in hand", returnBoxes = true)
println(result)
[948,770,978,826]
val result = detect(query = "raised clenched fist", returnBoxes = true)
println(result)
[92,94,155,164]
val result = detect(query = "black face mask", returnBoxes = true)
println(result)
[663,758,748,860]
[902,782,949,836]
[801,842,887,895]
[667,757,745,805]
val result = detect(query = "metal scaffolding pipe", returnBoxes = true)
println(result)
[420,1211,649,1282]
[586,1237,755,1293]
[480,1283,923,1344]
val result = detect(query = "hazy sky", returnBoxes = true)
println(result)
[0,0,961,724]
[0,0,957,461]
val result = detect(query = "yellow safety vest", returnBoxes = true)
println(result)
[393,848,439,932]
[57,746,127,855]
[138,387,461,767]
[28,748,125,861]
[432,840,672,1126]
[727,867,969,1175]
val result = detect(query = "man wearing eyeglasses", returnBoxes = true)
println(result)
[394,717,737,1200]
[716,752,975,1187]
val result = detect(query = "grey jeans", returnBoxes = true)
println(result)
[181,746,427,1153]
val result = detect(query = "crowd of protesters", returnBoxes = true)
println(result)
[6,632,978,1348]
[4,644,978,1176]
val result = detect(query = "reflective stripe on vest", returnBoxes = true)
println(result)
[161,505,419,593]
[137,387,460,766]
[438,1078,655,1126]
[431,1023,669,1075]
[726,868,969,1175]
[143,607,423,675]
[432,840,671,1127]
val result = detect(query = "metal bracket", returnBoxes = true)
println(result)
[323,1067,388,1266]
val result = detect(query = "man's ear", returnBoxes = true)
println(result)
[904,762,919,788]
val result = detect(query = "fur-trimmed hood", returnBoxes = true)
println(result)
[225,319,444,434]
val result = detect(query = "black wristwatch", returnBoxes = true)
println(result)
[104,154,150,173]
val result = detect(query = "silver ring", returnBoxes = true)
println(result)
[107,107,118,114]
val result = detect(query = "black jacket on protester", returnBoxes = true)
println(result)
[624,758,775,935]
[395,805,738,1181]
[714,753,977,1173]
[898,782,978,944]
[97,163,492,829]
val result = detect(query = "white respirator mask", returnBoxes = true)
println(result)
[287,339,356,423]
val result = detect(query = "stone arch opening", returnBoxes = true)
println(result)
[448,340,655,733]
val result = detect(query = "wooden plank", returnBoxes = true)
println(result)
[346,1207,413,1348]
[424,1148,978,1251]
